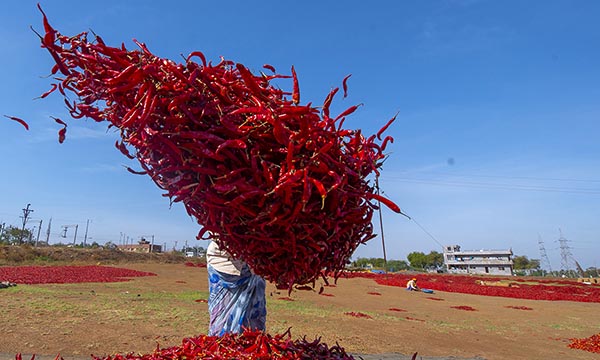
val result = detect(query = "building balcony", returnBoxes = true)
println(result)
[446,259,514,266]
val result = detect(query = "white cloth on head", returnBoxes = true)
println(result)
[206,241,246,276]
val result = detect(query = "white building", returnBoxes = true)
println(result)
[443,245,513,276]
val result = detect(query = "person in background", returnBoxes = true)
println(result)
[406,277,420,291]
[206,240,266,336]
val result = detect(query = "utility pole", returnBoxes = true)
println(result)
[46,218,52,245]
[150,235,155,253]
[83,219,91,247]
[19,204,33,245]
[35,220,43,246]
[375,176,388,272]
[73,224,78,245]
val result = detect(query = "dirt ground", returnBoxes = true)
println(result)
[1,263,598,360]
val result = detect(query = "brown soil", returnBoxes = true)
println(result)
[1,260,598,360]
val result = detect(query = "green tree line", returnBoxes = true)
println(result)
[351,250,444,271]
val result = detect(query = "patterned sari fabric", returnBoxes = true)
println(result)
[207,264,267,336]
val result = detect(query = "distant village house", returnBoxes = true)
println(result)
[443,245,513,276]
[117,237,162,253]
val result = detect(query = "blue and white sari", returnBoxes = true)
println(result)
[207,264,267,336]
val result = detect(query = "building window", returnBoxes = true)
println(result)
[499,267,505,271]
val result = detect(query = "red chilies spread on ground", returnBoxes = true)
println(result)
[568,333,600,354]
[35,7,400,289]
[16,328,356,359]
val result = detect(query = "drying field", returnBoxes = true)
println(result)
[1,263,599,360]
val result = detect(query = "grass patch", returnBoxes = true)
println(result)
[1,283,210,335]
[548,323,587,332]
[267,297,337,318]
[429,320,466,333]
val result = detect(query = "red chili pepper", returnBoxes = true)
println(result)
[291,65,300,105]
[125,167,147,175]
[236,63,266,99]
[322,87,339,119]
[342,74,351,98]
[36,83,58,99]
[106,64,139,85]
[3,115,29,130]
[334,103,363,121]
[57,127,67,143]
[186,51,207,66]
[381,135,394,151]
[366,193,401,213]
[263,64,276,73]
[36,3,55,46]
[377,112,398,140]
[52,116,66,127]
[309,177,327,208]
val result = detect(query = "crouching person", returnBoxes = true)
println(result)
[406,277,420,291]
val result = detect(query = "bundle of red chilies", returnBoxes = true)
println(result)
[35,5,400,288]
[15,329,355,359]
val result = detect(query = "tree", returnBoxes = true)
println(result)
[584,267,600,278]
[407,251,444,270]
[513,255,541,276]
[528,259,541,270]
[407,252,428,269]
[351,257,385,269]
[426,251,444,268]
[513,255,529,270]
[350,257,408,271]
[386,259,409,272]
[0,226,33,245]
[513,255,541,270]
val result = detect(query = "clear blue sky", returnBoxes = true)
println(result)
[1,1,599,269]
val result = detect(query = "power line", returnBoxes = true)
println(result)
[386,177,600,195]
[407,214,445,249]
[395,171,600,183]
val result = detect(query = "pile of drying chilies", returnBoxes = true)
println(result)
[35,5,400,290]
[15,329,355,359]
[568,333,600,354]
